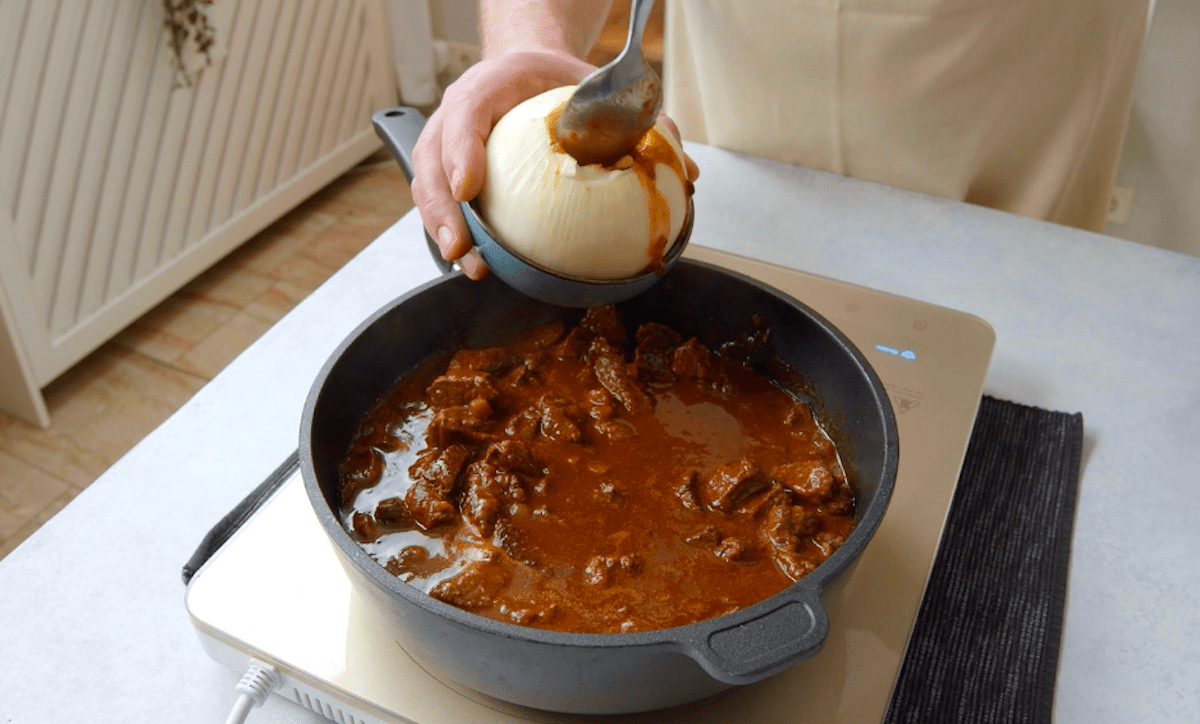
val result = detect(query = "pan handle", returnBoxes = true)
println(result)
[372,107,454,275]
[686,592,829,685]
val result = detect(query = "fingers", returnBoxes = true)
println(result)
[458,249,489,280]
[439,52,594,203]
[684,153,700,184]
[439,95,492,203]
[657,113,700,184]
[658,113,681,141]
[411,105,473,263]
[410,51,599,279]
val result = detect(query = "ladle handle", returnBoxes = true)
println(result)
[372,107,454,275]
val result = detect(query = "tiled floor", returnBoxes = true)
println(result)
[0,149,414,560]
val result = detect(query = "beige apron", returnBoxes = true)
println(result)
[663,0,1148,232]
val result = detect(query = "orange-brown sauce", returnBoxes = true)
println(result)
[339,308,855,634]
[628,128,684,274]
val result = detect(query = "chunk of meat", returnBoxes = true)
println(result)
[409,444,470,489]
[426,405,494,448]
[339,446,383,503]
[593,478,625,505]
[448,346,512,373]
[633,322,683,383]
[764,503,821,553]
[384,546,430,578]
[593,419,637,441]
[493,517,540,566]
[684,525,721,546]
[715,536,754,562]
[735,483,789,519]
[579,305,628,347]
[587,339,652,414]
[374,497,415,527]
[586,388,616,421]
[520,321,566,349]
[821,487,856,517]
[484,440,542,476]
[772,461,837,504]
[538,395,582,443]
[350,511,378,541]
[813,529,849,557]
[406,444,470,529]
[425,371,499,408]
[764,503,825,581]
[583,554,643,587]
[462,462,525,536]
[675,471,701,510]
[501,406,537,439]
[352,423,408,454]
[499,359,538,388]
[499,601,559,626]
[783,402,816,428]
[671,337,714,379]
[773,551,818,581]
[671,338,735,394]
[806,434,836,457]
[551,325,593,361]
[699,459,770,513]
[430,556,509,610]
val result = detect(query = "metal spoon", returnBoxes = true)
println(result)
[556,0,662,167]
[371,106,692,309]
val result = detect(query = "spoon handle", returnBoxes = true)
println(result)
[609,0,654,88]
[624,0,654,64]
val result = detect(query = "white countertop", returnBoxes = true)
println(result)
[2,143,1197,723]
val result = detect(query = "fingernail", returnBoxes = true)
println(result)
[450,170,464,200]
[461,249,487,279]
[437,226,454,256]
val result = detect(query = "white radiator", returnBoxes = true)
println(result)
[0,0,399,426]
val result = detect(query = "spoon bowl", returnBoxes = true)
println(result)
[556,0,662,167]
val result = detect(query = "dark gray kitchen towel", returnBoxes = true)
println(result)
[884,395,1084,724]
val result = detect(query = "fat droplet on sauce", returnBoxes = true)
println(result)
[546,103,687,275]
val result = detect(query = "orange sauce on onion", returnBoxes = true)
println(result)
[546,104,688,275]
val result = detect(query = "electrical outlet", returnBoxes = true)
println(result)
[1108,186,1135,225]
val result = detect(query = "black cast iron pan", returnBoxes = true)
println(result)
[300,259,899,714]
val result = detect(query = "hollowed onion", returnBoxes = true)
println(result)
[478,85,691,280]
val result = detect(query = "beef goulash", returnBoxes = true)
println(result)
[339,306,855,634]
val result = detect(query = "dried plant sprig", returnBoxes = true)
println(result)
[163,0,216,88]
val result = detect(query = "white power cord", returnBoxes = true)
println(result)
[224,659,281,724]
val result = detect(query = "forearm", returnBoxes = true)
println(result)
[481,0,614,59]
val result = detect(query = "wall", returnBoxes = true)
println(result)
[429,0,480,46]
[1104,0,1200,258]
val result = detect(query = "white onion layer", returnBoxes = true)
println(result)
[478,85,690,280]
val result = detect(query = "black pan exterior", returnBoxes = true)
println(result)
[300,260,898,714]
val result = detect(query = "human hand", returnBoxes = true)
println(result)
[411,51,596,279]
[657,114,701,186]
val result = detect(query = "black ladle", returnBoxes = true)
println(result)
[371,107,693,308]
